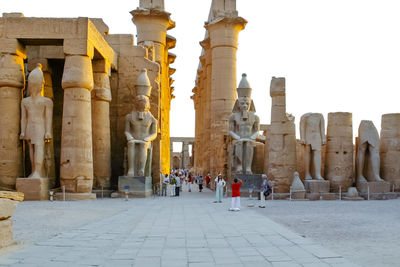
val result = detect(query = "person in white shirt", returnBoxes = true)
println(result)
[161,173,169,197]
[259,174,268,208]
[214,174,226,203]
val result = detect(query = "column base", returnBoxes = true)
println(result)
[114,176,152,198]
[55,192,96,201]
[16,178,49,201]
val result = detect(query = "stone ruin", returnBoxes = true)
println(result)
[0,0,176,200]
[191,0,400,200]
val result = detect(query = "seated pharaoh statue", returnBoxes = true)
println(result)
[356,120,383,183]
[125,69,157,177]
[20,64,53,178]
[229,73,260,174]
[300,113,326,180]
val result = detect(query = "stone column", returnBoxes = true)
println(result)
[0,51,25,189]
[170,140,173,171]
[60,55,95,197]
[131,4,175,181]
[182,142,189,169]
[325,112,354,192]
[380,113,400,190]
[91,60,112,190]
[207,17,246,176]
[268,77,297,193]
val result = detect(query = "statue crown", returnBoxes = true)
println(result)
[237,73,251,98]
[136,68,152,97]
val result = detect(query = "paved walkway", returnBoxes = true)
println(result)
[0,184,359,267]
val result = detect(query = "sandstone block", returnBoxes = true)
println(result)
[0,219,13,248]
[304,180,330,193]
[16,178,49,201]
[0,199,17,220]
[118,176,152,198]
[0,191,24,201]
[357,181,390,194]
[55,192,96,201]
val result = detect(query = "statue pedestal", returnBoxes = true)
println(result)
[113,176,152,198]
[305,180,335,200]
[16,178,49,201]
[357,181,397,200]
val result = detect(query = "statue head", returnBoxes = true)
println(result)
[233,73,256,113]
[28,64,44,96]
[135,95,150,112]
[238,96,251,112]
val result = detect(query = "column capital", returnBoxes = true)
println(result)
[62,55,94,91]
[92,72,111,102]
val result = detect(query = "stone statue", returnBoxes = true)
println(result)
[300,113,326,180]
[229,74,260,174]
[356,120,383,182]
[20,64,53,178]
[125,69,157,177]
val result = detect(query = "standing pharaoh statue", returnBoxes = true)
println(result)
[300,113,326,180]
[229,74,260,174]
[20,64,53,178]
[356,120,383,182]
[125,69,157,177]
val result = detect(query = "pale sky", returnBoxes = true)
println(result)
[3,0,400,149]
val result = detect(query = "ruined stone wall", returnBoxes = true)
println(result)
[380,113,400,191]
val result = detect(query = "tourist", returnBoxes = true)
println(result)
[205,173,211,188]
[198,176,203,192]
[214,174,226,203]
[175,173,181,196]
[188,174,192,192]
[161,173,169,197]
[259,174,270,208]
[229,178,242,211]
[170,174,176,197]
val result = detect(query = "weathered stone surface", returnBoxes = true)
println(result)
[0,191,24,201]
[0,53,25,190]
[16,178,49,201]
[267,78,297,193]
[60,55,94,194]
[380,113,400,191]
[290,172,305,199]
[325,112,353,192]
[55,192,96,201]
[117,176,152,198]
[0,219,13,248]
[305,180,330,193]
[0,199,17,220]
[357,181,390,194]
[300,113,325,181]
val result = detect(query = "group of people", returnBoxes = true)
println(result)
[160,169,206,197]
[161,170,273,212]
[213,173,272,211]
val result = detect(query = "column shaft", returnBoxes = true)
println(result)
[91,69,111,190]
[0,54,25,189]
[60,55,94,193]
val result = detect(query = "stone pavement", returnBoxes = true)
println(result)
[0,184,359,267]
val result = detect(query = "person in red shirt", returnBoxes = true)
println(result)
[205,174,211,188]
[229,178,242,211]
